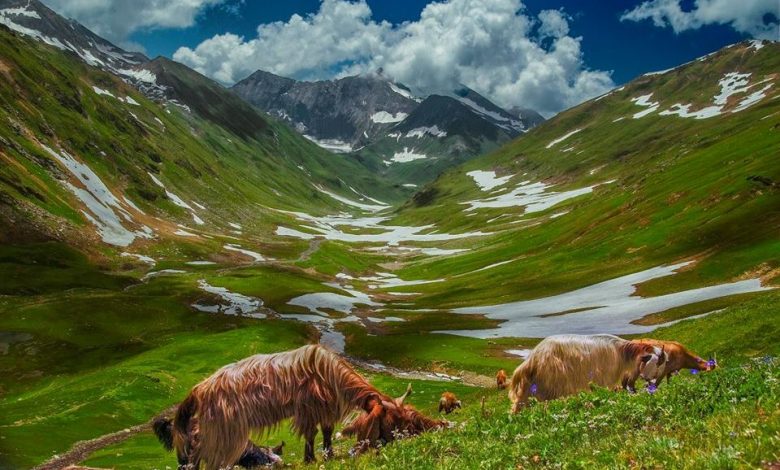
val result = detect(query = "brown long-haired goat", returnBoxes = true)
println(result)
[509,334,666,413]
[170,344,443,468]
[634,339,716,384]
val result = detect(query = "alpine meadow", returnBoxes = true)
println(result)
[0,1,778,469]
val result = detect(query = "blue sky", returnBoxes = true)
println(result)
[47,0,777,115]
[129,0,748,86]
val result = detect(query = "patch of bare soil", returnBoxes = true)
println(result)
[738,263,780,285]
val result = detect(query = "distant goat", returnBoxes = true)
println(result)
[167,344,443,468]
[635,339,716,384]
[438,392,462,414]
[496,369,507,389]
[509,334,666,413]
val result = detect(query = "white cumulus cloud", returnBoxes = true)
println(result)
[44,0,228,51]
[173,0,614,116]
[621,0,780,39]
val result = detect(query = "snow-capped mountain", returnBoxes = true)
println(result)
[506,106,546,128]
[232,70,420,153]
[232,70,544,154]
[448,87,543,135]
[232,69,544,184]
[0,0,270,134]
[0,0,153,85]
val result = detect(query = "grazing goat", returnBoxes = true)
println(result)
[509,334,666,413]
[153,416,283,468]
[438,392,462,414]
[340,383,447,454]
[496,369,507,389]
[635,339,716,384]
[168,344,442,468]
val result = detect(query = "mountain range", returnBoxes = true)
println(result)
[232,69,544,186]
[0,0,544,190]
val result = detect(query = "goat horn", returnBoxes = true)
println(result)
[396,383,412,406]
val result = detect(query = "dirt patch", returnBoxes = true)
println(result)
[297,237,323,262]
[738,263,780,285]
[378,261,405,271]
[0,59,12,81]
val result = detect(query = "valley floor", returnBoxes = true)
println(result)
[0,32,778,470]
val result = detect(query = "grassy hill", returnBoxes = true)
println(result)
[0,24,402,252]
[0,21,778,469]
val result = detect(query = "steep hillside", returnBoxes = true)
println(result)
[0,22,403,252]
[376,40,780,336]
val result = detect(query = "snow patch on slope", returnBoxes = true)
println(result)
[391,148,427,163]
[314,185,389,212]
[147,172,204,225]
[371,111,408,123]
[636,72,774,120]
[631,94,660,119]
[467,170,512,191]
[43,145,153,246]
[546,128,583,148]
[463,180,614,213]
[388,82,421,102]
[405,126,447,138]
[303,135,353,153]
[275,211,486,247]
[440,262,772,338]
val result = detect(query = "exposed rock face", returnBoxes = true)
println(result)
[233,70,419,152]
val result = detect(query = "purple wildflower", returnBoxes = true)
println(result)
[706,359,717,368]
[690,368,699,375]
[647,383,658,394]
[530,383,538,395]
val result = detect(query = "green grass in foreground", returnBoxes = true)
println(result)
[0,317,311,469]
[329,358,779,469]
[82,290,780,469]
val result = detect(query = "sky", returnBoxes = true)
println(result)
[44,0,779,116]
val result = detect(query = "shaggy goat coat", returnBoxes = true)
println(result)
[173,345,386,468]
[508,334,662,412]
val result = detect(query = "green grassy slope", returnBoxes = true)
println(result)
[382,40,779,317]
[0,25,401,252]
